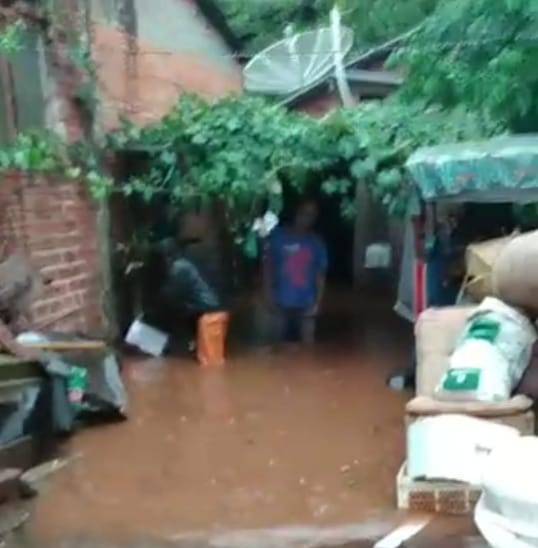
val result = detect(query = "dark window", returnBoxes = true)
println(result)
[10,30,45,132]
[0,67,13,145]
[0,27,46,142]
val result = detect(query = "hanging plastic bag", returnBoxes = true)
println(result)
[364,242,392,269]
[436,297,536,402]
[125,318,169,357]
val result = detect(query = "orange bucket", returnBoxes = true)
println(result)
[197,312,230,367]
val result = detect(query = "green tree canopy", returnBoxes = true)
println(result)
[217,0,439,55]
[392,0,538,131]
[105,94,499,243]
[0,20,26,55]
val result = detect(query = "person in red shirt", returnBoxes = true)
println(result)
[264,200,328,344]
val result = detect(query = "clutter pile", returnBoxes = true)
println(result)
[0,249,128,541]
[399,228,538,547]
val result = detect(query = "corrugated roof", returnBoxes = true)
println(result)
[281,26,418,107]
[281,39,400,106]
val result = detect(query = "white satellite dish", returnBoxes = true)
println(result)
[244,26,354,96]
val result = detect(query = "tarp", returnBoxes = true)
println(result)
[394,220,417,322]
[406,135,538,203]
[16,332,128,418]
[0,347,127,446]
[0,362,75,445]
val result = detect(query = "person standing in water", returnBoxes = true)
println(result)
[264,200,328,344]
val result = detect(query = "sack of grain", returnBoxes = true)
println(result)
[415,306,476,397]
[436,298,536,402]
[464,234,517,302]
[493,230,538,313]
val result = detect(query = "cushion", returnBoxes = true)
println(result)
[415,306,476,397]
[406,394,533,418]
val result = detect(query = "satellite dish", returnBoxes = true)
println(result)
[244,26,354,96]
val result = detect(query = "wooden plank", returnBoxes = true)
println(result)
[24,340,106,351]
[0,378,41,404]
[403,516,487,548]
[0,355,34,366]
[0,355,41,383]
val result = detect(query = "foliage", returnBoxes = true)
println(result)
[0,130,114,199]
[104,94,500,238]
[217,0,439,54]
[216,0,315,55]
[0,131,66,172]
[0,0,526,254]
[330,101,502,215]
[107,95,334,232]
[0,20,26,55]
[337,0,438,45]
[391,0,538,130]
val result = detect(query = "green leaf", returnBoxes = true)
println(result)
[322,178,338,195]
[340,198,356,221]
[243,230,258,259]
[338,137,360,160]
[377,169,403,190]
[350,157,377,179]
[0,21,26,56]
[159,150,176,165]
[66,167,82,179]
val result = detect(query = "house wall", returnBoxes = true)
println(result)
[297,92,342,118]
[0,1,242,337]
[0,174,103,333]
[134,0,238,69]
[92,0,243,131]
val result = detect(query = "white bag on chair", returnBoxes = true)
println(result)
[436,298,536,402]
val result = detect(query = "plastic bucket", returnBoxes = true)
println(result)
[197,312,230,367]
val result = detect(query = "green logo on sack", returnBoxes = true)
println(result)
[465,318,500,343]
[443,368,481,392]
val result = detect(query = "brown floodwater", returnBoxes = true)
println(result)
[24,293,412,546]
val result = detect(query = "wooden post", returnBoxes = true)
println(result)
[353,180,370,288]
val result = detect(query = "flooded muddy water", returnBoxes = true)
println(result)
[24,294,412,545]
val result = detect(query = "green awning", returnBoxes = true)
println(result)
[406,135,538,203]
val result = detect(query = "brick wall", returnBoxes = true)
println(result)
[0,172,103,333]
[93,24,243,131]
[296,92,343,118]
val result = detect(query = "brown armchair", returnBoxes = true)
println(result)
[406,306,535,435]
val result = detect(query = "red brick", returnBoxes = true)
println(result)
[0,174,103,332]
[69,277,89,291]
[32,252,65,270]
[63,250,79,263]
